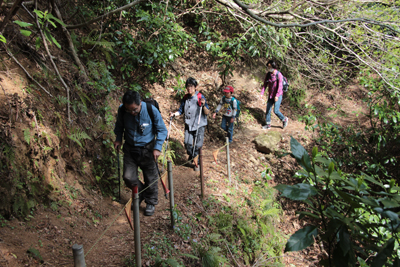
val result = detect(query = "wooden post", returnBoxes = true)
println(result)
[226,137,231,184]
[200,148,205,199]
[167,161,175,228]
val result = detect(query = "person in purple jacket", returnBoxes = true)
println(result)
[259,60,289,129]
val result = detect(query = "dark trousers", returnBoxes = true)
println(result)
[184,125,205,159]
[123,142,158,205]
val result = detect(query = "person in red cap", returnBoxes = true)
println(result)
[212,86,238,143]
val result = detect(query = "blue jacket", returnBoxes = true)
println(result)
[114,102,168,151]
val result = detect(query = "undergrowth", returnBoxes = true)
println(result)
[124,167,285,266]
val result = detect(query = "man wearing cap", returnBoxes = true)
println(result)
[212,86,238,143]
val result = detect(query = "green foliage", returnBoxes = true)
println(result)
[0,34,6,43]
[172,75,186,99]
[55,95,70,106]
[13,20,33,37]
[27,247,43,263]
[199,246,223,267]
[67,128,92,148]
[86,60,117,95]
[310,73,399,178]
[82,31,115,63]
[23,128,31,145]
[33,10,65,49]
[206,179,284,265]
[298,104,317,130]
[159,142,175,170]
[111,2,193,83]
[277,137,400,266]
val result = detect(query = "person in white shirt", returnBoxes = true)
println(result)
[212,86,238,143]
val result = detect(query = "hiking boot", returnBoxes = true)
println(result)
[283,118,289,129]
[262,124,271,130]
[144,204,155,216]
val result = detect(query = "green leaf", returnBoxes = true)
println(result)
[334,189,362,208]
[285,225,318,252]
[14,20,33,27]
[181,253,199,260]
[380,197,400,209]
[312,146,318,159]
[315,165,328,179]
[371,238,395,267]
[315,156,331,165]
[328,162,334,175]
[20,29,32,37]
[296,211,320,220]
[33,10,44,19]
[46,14,66,26]
[338,227,351,255]
[290,136,308,161]
[275,183,318,201]
[0,35,6,43]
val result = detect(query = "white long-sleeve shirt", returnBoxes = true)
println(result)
[215,96,237,117]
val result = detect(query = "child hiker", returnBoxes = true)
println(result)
[212,86,238,143]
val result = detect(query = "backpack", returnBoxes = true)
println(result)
[222,96,241,119]
[267,71,289,93]
[142,98,160,121]
[276,71,289,93]
[183,92,202,106]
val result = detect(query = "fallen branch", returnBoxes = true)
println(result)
[3,0,33,8]
[4,44,53,97]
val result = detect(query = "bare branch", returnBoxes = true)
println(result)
[4,44,53,97]
[35,0,71,121]
[230,0,400,34]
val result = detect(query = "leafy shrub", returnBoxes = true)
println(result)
[276,137,400,266]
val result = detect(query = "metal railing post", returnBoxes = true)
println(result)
[167,161,175,228]
[226,137,231,183]
[72,244,86,267]
[132,185,141,266]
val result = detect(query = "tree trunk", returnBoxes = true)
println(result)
[0,0,24,34]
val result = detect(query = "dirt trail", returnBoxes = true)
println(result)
[0,64,369,266]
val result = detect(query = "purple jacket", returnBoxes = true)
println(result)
[260,70,283,99]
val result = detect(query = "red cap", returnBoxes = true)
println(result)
[223,86,234,93]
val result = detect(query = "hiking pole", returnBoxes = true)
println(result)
[192,103,204,158]
[117,149,121,202]
[154,158,170,199]
[161,117,173,173]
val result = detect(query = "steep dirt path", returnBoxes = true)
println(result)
[0,65,370,266]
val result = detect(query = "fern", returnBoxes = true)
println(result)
[82,31,115,48]
[55,95,70,106]
[23,129,31,145]
[54,111,63,125]
[41,131,52,146]
[67,128,92,148]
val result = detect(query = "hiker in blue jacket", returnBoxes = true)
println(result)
[170,77,210,166]
[114,91,168,216]
[212,86,237,143]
